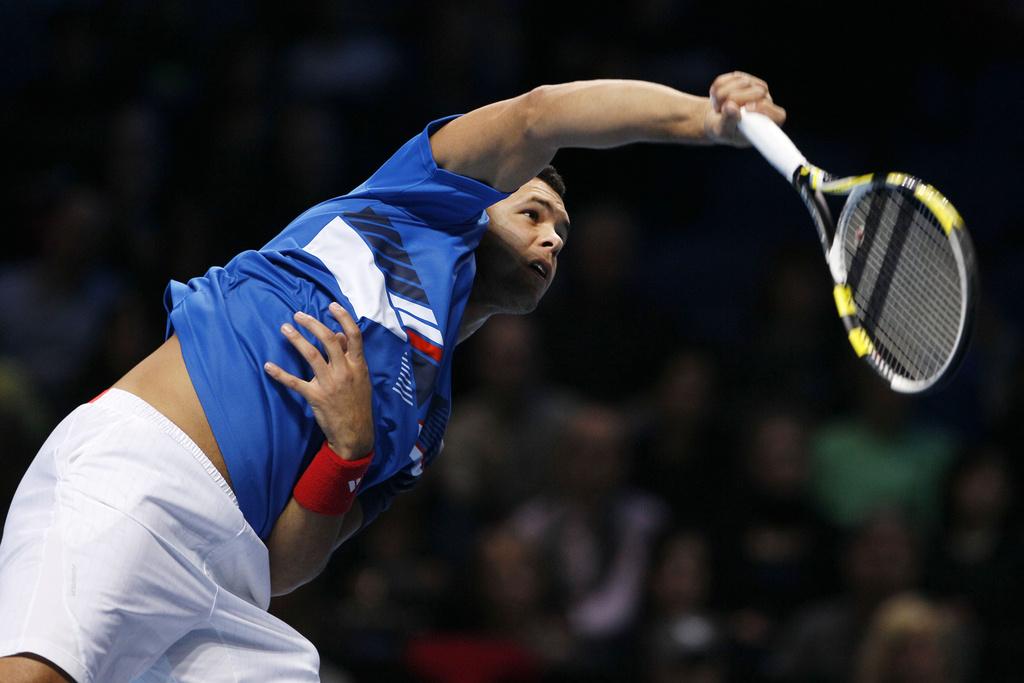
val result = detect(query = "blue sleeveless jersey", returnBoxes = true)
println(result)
[165,116,508,539]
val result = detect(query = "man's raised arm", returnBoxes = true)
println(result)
[429,72,786,192]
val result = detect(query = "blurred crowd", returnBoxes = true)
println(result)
[2,1,1023,682]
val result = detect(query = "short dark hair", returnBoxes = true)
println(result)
[537,164,566,199]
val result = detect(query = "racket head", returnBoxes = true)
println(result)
[827,173,978,393]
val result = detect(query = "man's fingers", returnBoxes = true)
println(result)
[330,302,365,360]
[749,101,787,126]
[715,71,767,92]
[710,71,747,96]
[280,322,328,376]
[717,84,768,109]
[264,361,310,398]
[742,74,769,91]
[711,73,761,105]
[711,73,775,115]
[293,311,344,364]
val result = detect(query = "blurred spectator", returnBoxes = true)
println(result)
[325,490,449,678]
[740,245,841,408]
[440,315,578,521]
[926,446,1024,681]
[811,371,958,533]
[403,526,564,683]
[509,404,668,674]
[0,185,122,412]
[642,531,727,683]
[537,201,679,401]
[771,510,920,682]
[711,402,835,676]
[434,314,579,584]
[269,584,355,683]
[630,346,727,524]
[471,526,570,664]
[855,593,964,683]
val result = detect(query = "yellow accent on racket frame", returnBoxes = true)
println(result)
[848,327,875,357]
[833,284,857,317]
[913,183,964,234]
[820,174,874,195]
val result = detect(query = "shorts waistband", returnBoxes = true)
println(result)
[91,388,238,507]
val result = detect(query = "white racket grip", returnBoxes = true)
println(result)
[737,110,807,181]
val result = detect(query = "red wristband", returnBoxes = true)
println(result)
[293,442,374,515]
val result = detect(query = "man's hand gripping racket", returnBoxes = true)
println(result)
[737,110,978,393]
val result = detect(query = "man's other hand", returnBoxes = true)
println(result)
[264,302,374,460]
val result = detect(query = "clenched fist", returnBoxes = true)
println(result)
[704,71,787,147]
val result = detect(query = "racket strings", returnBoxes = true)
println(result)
[867,206,959,376]
[855,198,959,377]
[841,187,962,381]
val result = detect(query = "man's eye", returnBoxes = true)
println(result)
[523,210,539,221]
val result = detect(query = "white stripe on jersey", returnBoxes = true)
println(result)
[398,310,444,345]
[389,293,438,324]
[303,216,407,341]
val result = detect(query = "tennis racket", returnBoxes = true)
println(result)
[737,110,978,393]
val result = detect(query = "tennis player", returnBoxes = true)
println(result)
[0,72,784,682]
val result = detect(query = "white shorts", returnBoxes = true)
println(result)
[0,389,320,682]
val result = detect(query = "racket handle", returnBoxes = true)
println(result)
[737,110,808,181]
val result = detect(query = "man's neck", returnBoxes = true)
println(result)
[456,299,500,344]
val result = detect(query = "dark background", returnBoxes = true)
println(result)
[1,1,1022,681]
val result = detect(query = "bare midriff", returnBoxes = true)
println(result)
[112,334,234,492]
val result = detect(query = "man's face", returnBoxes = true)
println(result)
[475,178,570,314]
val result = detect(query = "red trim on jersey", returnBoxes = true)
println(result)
[89,389,110,403]
[407,329,443,362]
